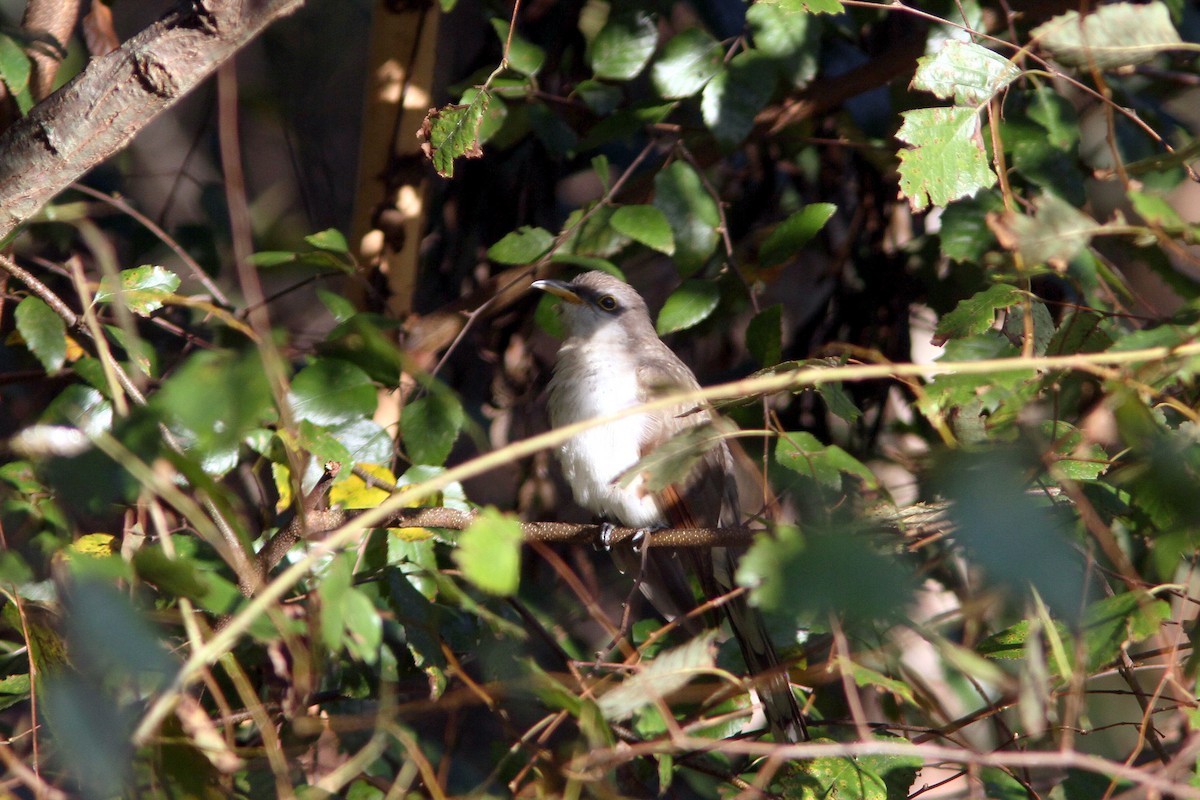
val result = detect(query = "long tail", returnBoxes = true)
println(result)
[725,592,808,743]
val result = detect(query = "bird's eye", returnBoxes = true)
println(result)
[597,294,618,311]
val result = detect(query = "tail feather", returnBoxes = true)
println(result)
[725,593,807,743]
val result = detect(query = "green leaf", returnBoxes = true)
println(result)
[933,284,1024,343]
[420,90,490,178]
[609,205,674,255]
[783,740,921,800]
[342,587,383,663]
[1081,590,1170,671]
[0,674,31,712]
[701,51,776,147]
[1041,420,1109,480]
[319,554,353,653]
[575,80,623,115]
[401,389,465,465]
[896,106,996,211]
[760,203,836,268]
[651,28,722,100]
[1027,85,1079,150]
[740,525,914,621]
[653,161,720,275]
[1006,194,1100,267]
[775,431,877,490]
[938,195,1002,265]
[746,2,819,87]
[94,265,181,316]
[597,632,717,721]
[746,304,783,367]
[0,35,33,115]
[248,251,298,267]
[318,289,357,323]
[589,11,657,81]
[934,447,1085,618]
[297,420,352,469]
[1129,189,1186,229]
[1032,3,1183,70]
[453,507,523,596]
[152,350,275,453]
[656,279,720,335]
[817,382,863,424]
[304,228,349,253]
[488,225,555,264]
[760,0,843,13]
[619,420,733,493]
[15,296,67,373]
[491,18,546,77]
[290,359,377,426]
[560,205,631,258]
[913,40,1020,106]
[842,661,916,705]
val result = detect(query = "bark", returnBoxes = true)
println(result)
[0,0,305,241]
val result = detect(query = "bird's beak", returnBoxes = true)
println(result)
[530,279,584,304]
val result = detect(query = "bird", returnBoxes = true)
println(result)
[531,270,807,743]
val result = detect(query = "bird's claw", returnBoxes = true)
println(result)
[599,522,617,550]
[631,528,648,553]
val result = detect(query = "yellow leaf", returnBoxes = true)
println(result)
[69,533,116,559]
[273,463,293,513]
[330,463,397,508]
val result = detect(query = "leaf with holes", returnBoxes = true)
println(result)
[896,107,995,211]
[418,90,490,178]
[913,40,1020,106]
[94,266,181,316]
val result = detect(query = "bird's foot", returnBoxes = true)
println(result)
[599,522,618,550]
[630,528,650,553]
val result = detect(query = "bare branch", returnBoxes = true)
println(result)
[0,0,305,240]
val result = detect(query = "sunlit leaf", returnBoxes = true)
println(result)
[453,507,523,596]
[491,18,545,77]
[701,51,776,147]
[419,90,490,178]
[290,358,377,426]
[597,632,717,721]
[589,11,657,80]
[610,205,674,255]
[913,40,1020,106]
[1032,3,1183,69]
[94,265,181,316]
[651,28,722,100]
[656,279,720,335]
[896,106,996,211]
[933,284,1024,343]
[760,204,836,268]
[488,225,555,264]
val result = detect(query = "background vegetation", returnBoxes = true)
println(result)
[0,0,1199,797]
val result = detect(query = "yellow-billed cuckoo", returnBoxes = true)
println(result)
[532,271,806,743]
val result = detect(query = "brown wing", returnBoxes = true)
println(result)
[634,348,807,742]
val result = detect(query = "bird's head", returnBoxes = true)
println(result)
[531,271,653,342]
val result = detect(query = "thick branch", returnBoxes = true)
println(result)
[0,0,305,240]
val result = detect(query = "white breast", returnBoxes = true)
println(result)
[549,341,663,527]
